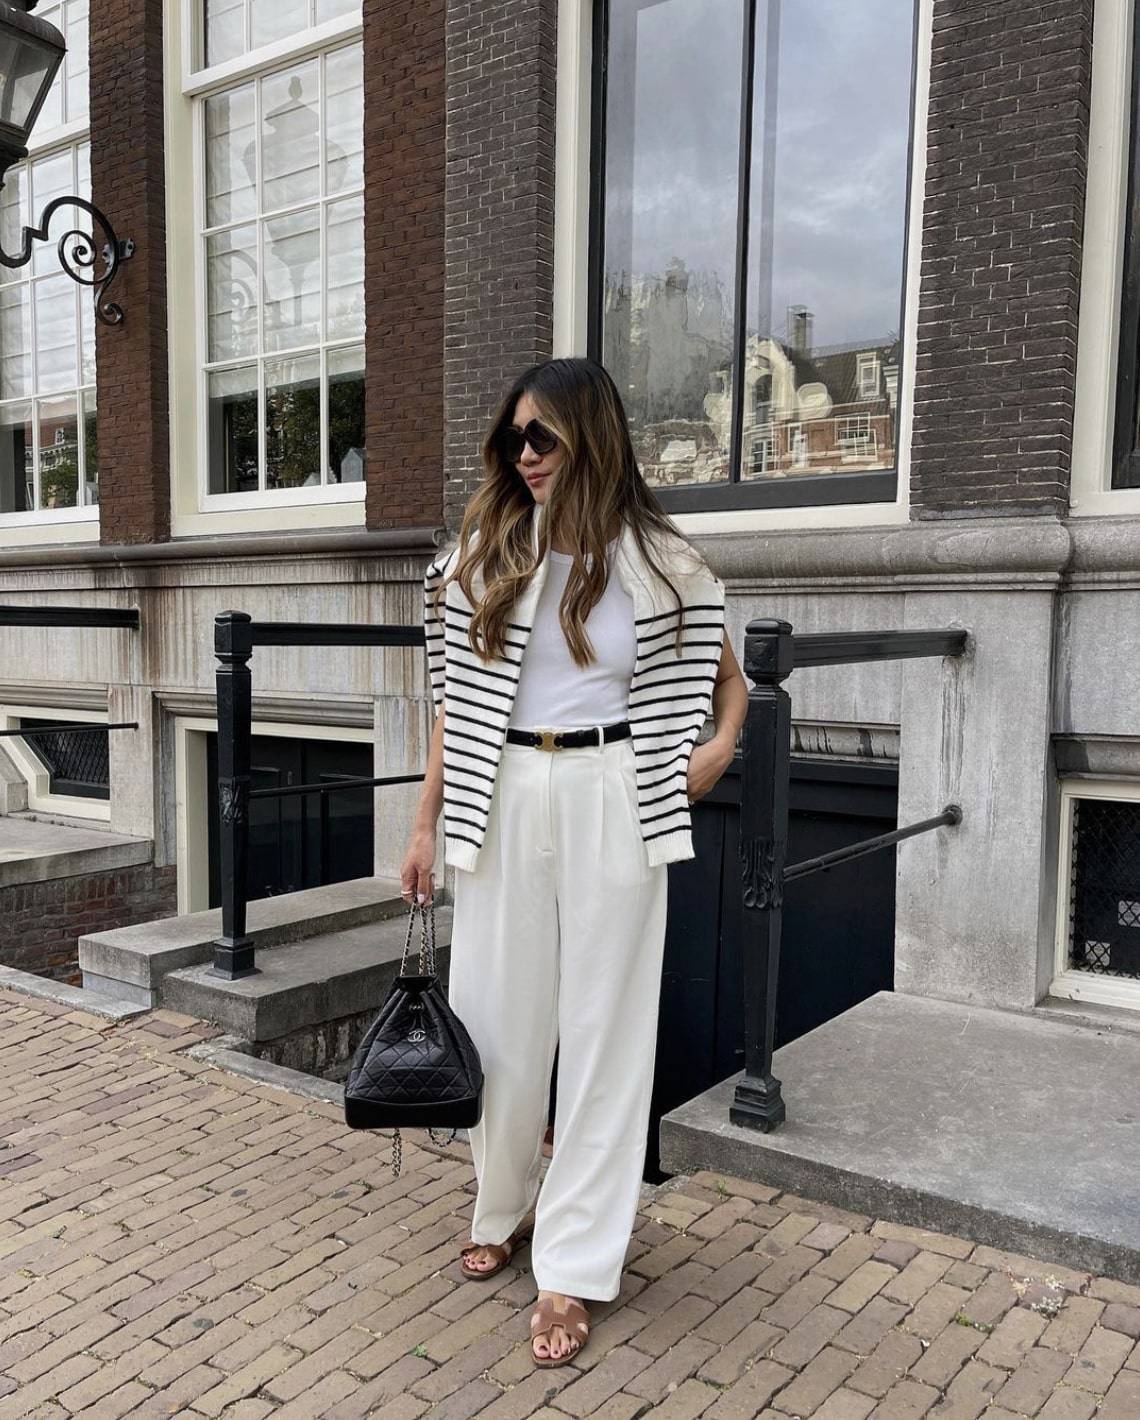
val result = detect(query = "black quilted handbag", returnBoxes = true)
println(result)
[344,900,483,1177]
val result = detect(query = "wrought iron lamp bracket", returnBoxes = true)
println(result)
[0,194,134,325]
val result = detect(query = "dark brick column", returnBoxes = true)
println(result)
[910,0,1094,519]
[89,0,170,546]
[442,0,559,531]
[363,0,446,530]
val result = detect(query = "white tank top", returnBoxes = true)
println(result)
[508,542,637,730]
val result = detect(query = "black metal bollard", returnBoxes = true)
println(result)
[212,611,257,979]
[732,618,794,1132]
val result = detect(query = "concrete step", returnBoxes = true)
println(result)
[660,990,1140,1285]
[80,876,411,1008]
[0,817,151,888]
[162,907,454,1042]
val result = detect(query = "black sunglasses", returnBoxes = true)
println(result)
[497,418,559,464]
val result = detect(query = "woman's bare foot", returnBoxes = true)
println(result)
[463,1243,503,1273]
[532,1290,585,1361]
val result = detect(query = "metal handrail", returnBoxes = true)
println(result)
[0,605,140,629]
[732,617,967,1135]
[211,610,428,979]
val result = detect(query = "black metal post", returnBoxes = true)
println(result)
[732,617,793,1132]
[212,611,257,979]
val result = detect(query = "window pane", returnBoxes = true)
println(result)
[207,365,259,493]
[740,0,912,481]
[0,165,26,286]
[251,0,309,52]
[328,343,363,483]
[34,4,64,132]
[263,206,321,351]
[325,195,362,340]
[207,224,259,361]
[265,353,321,488]
[30,149,75,278]
[601,0,742,490]
[205,0,245,67]
[82,386,97,505]
[324,46,363,195]
[65,0,89,124]
[0,284,31,398]
[205,86,257,227]
[260,61,321,212]
[315,0,357,20]
[34,274,77,393]
[38,393,78,509]
[0,400,32,512]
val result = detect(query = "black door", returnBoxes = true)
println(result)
[644,752,899,1180]
[206,734,375,907]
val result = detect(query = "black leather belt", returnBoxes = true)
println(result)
[505,721,631,751]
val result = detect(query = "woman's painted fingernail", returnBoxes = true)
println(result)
[417,893,425,904]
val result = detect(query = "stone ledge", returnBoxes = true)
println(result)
[660,990,1140,1285]
[80,875,410,1006]
[162,906,453,1041]
[0,964,148,1020]
[0,818,152,889]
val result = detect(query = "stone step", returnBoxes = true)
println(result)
[163,908,454,1073]
[660,990,1140,1286]
[80,876,412,1008]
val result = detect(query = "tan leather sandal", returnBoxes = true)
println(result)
[458,1214,534,1280]
[530,1292,590,1367]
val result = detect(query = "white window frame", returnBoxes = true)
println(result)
[1051,777,1140,1011]
[166,0,365,537]
[857,352,880,399]
[1071,0,1140,517]
[0,0,98,538]
[0,704,110,823]
[552,0,933,535]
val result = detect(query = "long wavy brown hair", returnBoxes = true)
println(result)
[432,357,700,667]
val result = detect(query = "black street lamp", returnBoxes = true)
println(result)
[0,0,133,324]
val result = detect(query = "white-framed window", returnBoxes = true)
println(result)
[167,0,365,526]
[857,352,880,400]
[0,0,97,526]
[0,704,110,822]
[1052,778,1140,1011]
[836,414,875,461]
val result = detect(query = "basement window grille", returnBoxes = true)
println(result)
[1067,796,1140,980]
[18,717,110,800]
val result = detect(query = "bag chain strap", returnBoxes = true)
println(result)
[391,898,458,1177]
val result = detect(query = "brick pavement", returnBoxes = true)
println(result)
[0,986,1138,1418]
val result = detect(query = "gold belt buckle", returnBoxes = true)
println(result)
[538,730,558,751]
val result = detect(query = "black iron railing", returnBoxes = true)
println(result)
[732,618,968,1134]
[0,606,141,786]
[212,611,426,980]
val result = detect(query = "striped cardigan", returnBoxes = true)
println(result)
[423,511,727,872]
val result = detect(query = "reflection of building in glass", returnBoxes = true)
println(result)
[606,259,898,487]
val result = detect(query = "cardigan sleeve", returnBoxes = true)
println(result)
[423,549,453,715]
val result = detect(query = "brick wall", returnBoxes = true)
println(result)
[90,0,170,546]
[0,863,177,985]
[363,0,446,531]
[442,0,559,531]
[910,0,1095,519]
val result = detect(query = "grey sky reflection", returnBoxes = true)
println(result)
[609,0,915,349]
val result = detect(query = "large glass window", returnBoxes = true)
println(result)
[201,42,365,496]
[593,0,917,511]
[203,0,357,67]
[0,0,95,518]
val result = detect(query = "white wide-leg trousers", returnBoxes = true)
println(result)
[445,733,669,1302]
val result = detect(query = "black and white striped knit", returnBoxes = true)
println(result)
[423,510,727,872]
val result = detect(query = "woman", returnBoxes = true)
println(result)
[400,357,748,1368]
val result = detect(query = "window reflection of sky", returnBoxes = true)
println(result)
[614,0,914,347]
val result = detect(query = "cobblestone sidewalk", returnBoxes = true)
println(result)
[0,987,1138,1418]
